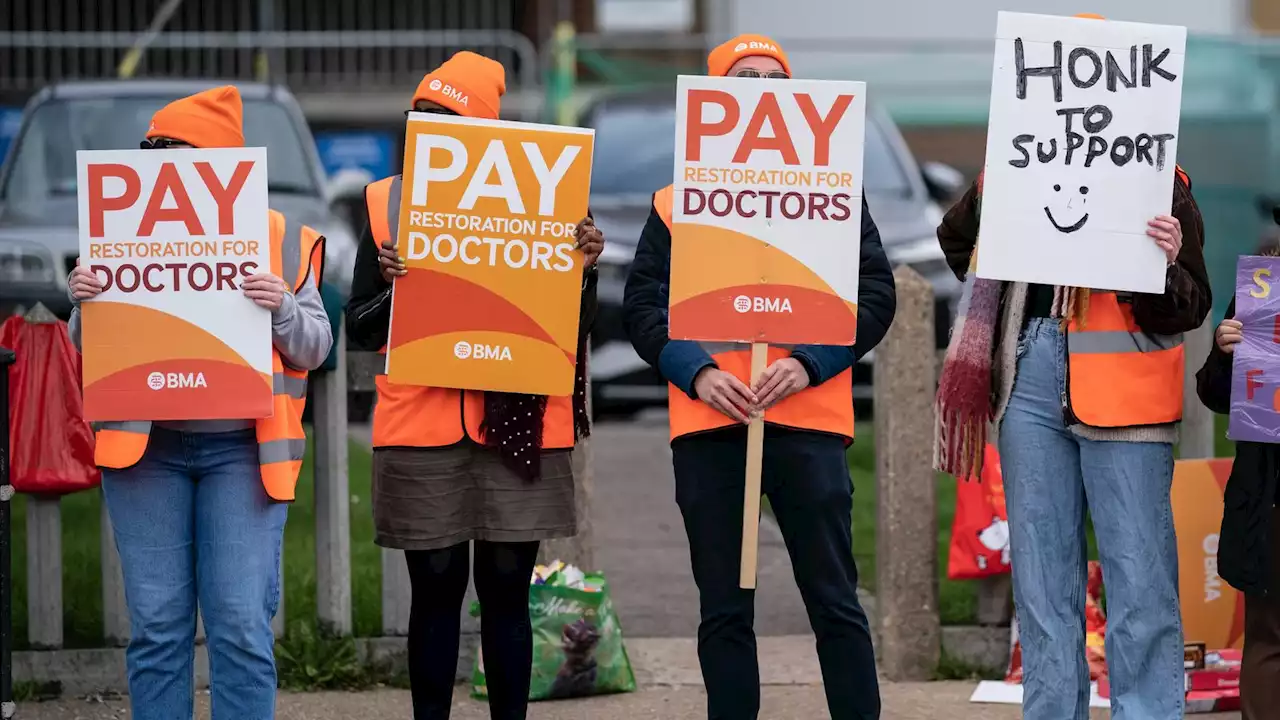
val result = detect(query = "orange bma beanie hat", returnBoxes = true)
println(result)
[707,34,792,78]
[146,85,245,148]
[412,51,506,120]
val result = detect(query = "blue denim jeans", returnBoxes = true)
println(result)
[102,428,287,720]
[999,319,1183,720]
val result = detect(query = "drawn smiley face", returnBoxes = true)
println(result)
[1043,184,1090,234]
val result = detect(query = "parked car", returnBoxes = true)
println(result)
[0,80,364,334]
[582,89,964,416]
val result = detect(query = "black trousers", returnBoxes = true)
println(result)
[672,426,880,720]
[404,540,540,720]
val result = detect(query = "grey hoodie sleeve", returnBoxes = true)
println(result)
[272,273,333,371]
[67,272,83,350]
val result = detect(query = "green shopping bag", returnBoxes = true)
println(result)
[471,571,637,700]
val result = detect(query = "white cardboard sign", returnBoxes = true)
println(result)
[975,12,1187,293]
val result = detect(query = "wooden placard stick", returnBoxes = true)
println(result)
[740,341,769,589]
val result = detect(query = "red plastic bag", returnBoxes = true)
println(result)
[947,443,1011,580]
[1006,560,1109,683]
[1,315,100,494]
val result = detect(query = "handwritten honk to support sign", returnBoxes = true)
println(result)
[386,113,594,395]
[671,75,866,345]
[76,147,273,422]
[1229,256,1280,444]
[975,12,1187,294]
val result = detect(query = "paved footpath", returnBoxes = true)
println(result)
[14,683,1140,720]
[590,413,816,637]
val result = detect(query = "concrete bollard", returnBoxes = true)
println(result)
[314,330,353,636]
[874,266,941,681]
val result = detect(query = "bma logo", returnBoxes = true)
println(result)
[454,341,512,361]
[734,40,779,54]
[733,295,793,314]
[146,371,207,390]
[427,78,469,106]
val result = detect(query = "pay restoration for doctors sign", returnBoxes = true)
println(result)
[76,147,273,421]
[975,12,1186,293]
[670,74,866,345]
[387,113,594,396]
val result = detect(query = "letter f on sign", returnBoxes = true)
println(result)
[410,134,468,206]
[1247,368,1265,401]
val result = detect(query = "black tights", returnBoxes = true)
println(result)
[405,540,539,720]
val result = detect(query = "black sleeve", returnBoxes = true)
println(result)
[854,197,896,360]
[937,179,981,281]
[1196,298,1234,415]
[622,205,675,369]
[578,268,599,350]
[1132,176,1212,336]
[343,195,393,352]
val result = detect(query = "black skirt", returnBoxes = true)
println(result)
[371,443,576,551]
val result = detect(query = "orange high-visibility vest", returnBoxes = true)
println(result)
[653,185,855,442]
[92,210,326,501]
[1066,292,1185,427]
[363,176,577,450]
[1064,166,1191,428]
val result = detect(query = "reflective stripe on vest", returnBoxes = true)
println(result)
[1066,291,1184,428]
[93,209,323,501]
[652,185,855,441]
[363,176,576,450]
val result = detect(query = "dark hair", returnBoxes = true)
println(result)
[139,137,187,150]
[404,107,460,117]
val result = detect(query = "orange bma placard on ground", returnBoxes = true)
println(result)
[76,148,273,422]
[670,76,867,345]
[387,113,594,395]
[1172,458,1245,652]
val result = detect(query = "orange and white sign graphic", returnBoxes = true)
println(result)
[1172,458,1244,652]
[76,148,272,421]
[671,76,866,345]
[387,113,594,395]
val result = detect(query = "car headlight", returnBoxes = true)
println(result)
[0,239,56,286]
[314,223,357,299]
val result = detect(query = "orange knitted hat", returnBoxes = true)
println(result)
[1075,13,1106,19]
[707,34,791,78]
[412,51,506,120]
[146,85,245,148]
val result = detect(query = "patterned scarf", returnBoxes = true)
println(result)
[480,325,592,483]
[933,185,1090,478]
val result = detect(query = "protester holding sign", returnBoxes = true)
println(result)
[343,52,602,720]
[66,86,331,719]
[1195,240,1280,720]
[933,14,1211,720]
[623,35,895,719]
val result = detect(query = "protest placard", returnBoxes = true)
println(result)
[1229,255,1280,443]
[1171,458,1244,652]
[672,74,866,589]
[670,75,866,345]
[387,113,594,396]
[76,147,272,422]
[975,12,1187,293]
